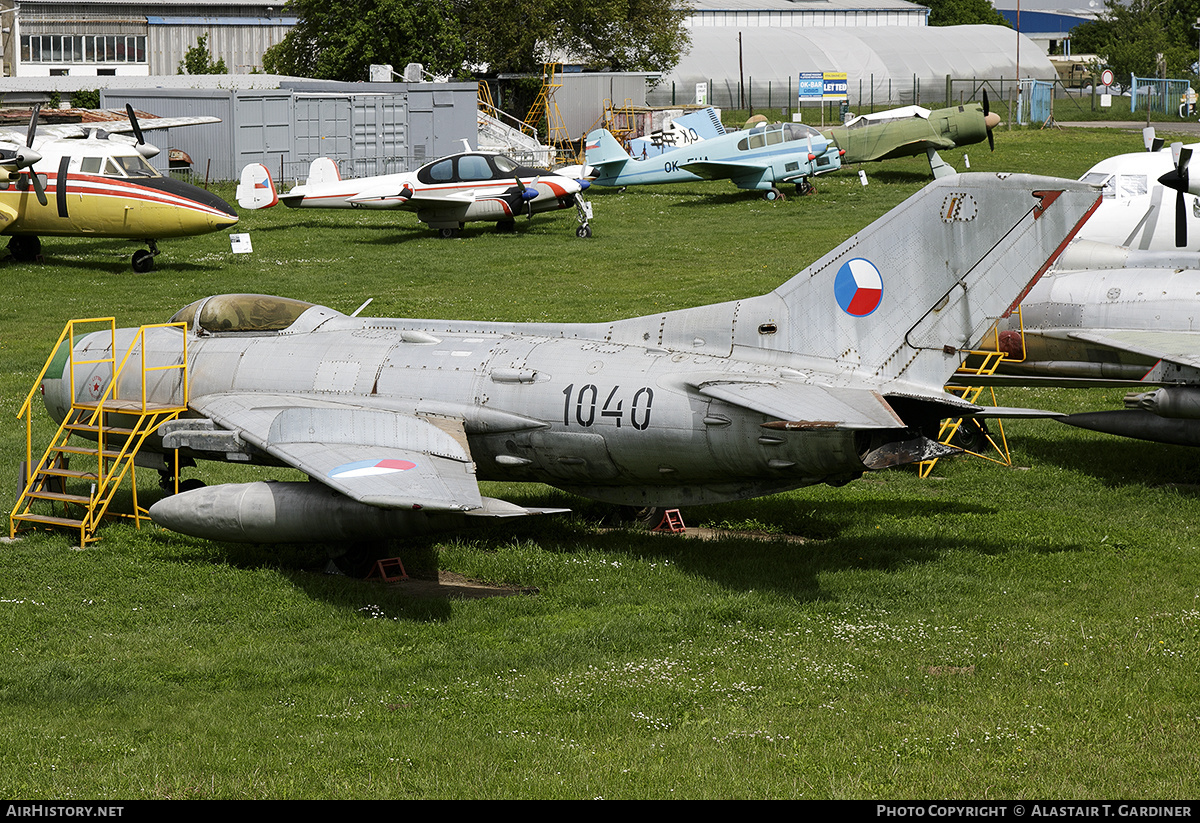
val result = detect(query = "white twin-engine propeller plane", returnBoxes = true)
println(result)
[38,172,1100,546]
[0,104,238,271]
[237,150,594,238]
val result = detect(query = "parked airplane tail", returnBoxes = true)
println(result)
[751,173,1103,391]
[235,163,278,210]
[306,157,342,186]
[583,128,632,175]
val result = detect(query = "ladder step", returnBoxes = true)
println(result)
[51,445,123,459]
[12,512,85,529]
[74,400,186,414]
[37,467,98,480]
[64,423,138,436]
[25,490,92,505]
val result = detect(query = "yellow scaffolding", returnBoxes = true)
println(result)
[523,63,571,163]
[10,319,188,546]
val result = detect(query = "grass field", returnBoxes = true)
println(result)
[2,127,1199,799]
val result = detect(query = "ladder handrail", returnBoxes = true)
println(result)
[18,318,116,490]
[17,317,114,420]
[11,319,189,545]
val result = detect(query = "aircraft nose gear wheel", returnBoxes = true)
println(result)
[438,227,461,239]
[131,241,159,273]
[574,194,594,238]
[764,187,786,201]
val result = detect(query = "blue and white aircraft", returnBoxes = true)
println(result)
[583,121,843,200]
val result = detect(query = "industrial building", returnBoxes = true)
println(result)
[1,0,291,77]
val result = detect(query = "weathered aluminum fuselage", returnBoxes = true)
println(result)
[44,311,888,509]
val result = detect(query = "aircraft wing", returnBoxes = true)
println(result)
[190,393,484,512]
[18,116,221,142]
[680,159,769,181]
[403,190,477,207]
[1068,329,1200,371]
[690,380,913,429]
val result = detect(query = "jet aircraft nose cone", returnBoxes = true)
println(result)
[984,112,1001,130]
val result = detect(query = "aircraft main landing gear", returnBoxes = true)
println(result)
[8,235,41,262]
[795,178,815,196]
[438,227,461,239]
[132,240,160,273]
[764,187,786,201]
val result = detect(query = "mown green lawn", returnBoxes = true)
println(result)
[1,127,1197,798]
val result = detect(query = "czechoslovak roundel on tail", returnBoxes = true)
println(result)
[236,163,279,210]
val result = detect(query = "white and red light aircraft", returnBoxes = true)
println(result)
[237,150,594,238]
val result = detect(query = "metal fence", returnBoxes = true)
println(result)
[1130,75,1191,114]
[1016,79,1054,125]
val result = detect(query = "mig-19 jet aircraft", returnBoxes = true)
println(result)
[237,150,594,238]
[24,172,1099,546]
[0,104,238,271]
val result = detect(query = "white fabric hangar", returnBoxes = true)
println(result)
[650,25,1056,109]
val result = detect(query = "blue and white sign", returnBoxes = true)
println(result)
[799,71,848,102]
[798,72,825,102]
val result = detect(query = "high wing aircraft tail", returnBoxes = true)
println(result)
[584,128,632,174]
[758,173,1102,393]
[235,163,278,209]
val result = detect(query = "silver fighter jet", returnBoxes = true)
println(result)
[38,173,1100,544]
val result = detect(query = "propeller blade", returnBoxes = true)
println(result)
[125,103,144,145]
[1177,188,1187,248]
[125,103,160,158]
[25,104,40,149]
[30,170,47,207]
[981,90,998,151]
[1156,144,1192,247]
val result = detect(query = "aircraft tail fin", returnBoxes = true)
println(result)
[235,163,278,210]
[584,128,632,173]
[307,157,342,186]
[926,149,955,179]
[758,173,1102,392]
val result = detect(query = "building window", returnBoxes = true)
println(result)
[21,35,147,64]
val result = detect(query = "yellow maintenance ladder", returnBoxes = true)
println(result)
[919,318,1024,478]
[10,318,188,546]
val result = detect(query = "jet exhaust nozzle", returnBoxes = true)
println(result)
[1124,386,1200,419]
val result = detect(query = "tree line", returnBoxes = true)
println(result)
[261,0,691,81]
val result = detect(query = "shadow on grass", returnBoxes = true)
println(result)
[122,474,1090,619]
[139,527,460,622]
[9,248,230,276]
[1018,431,1200,490]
